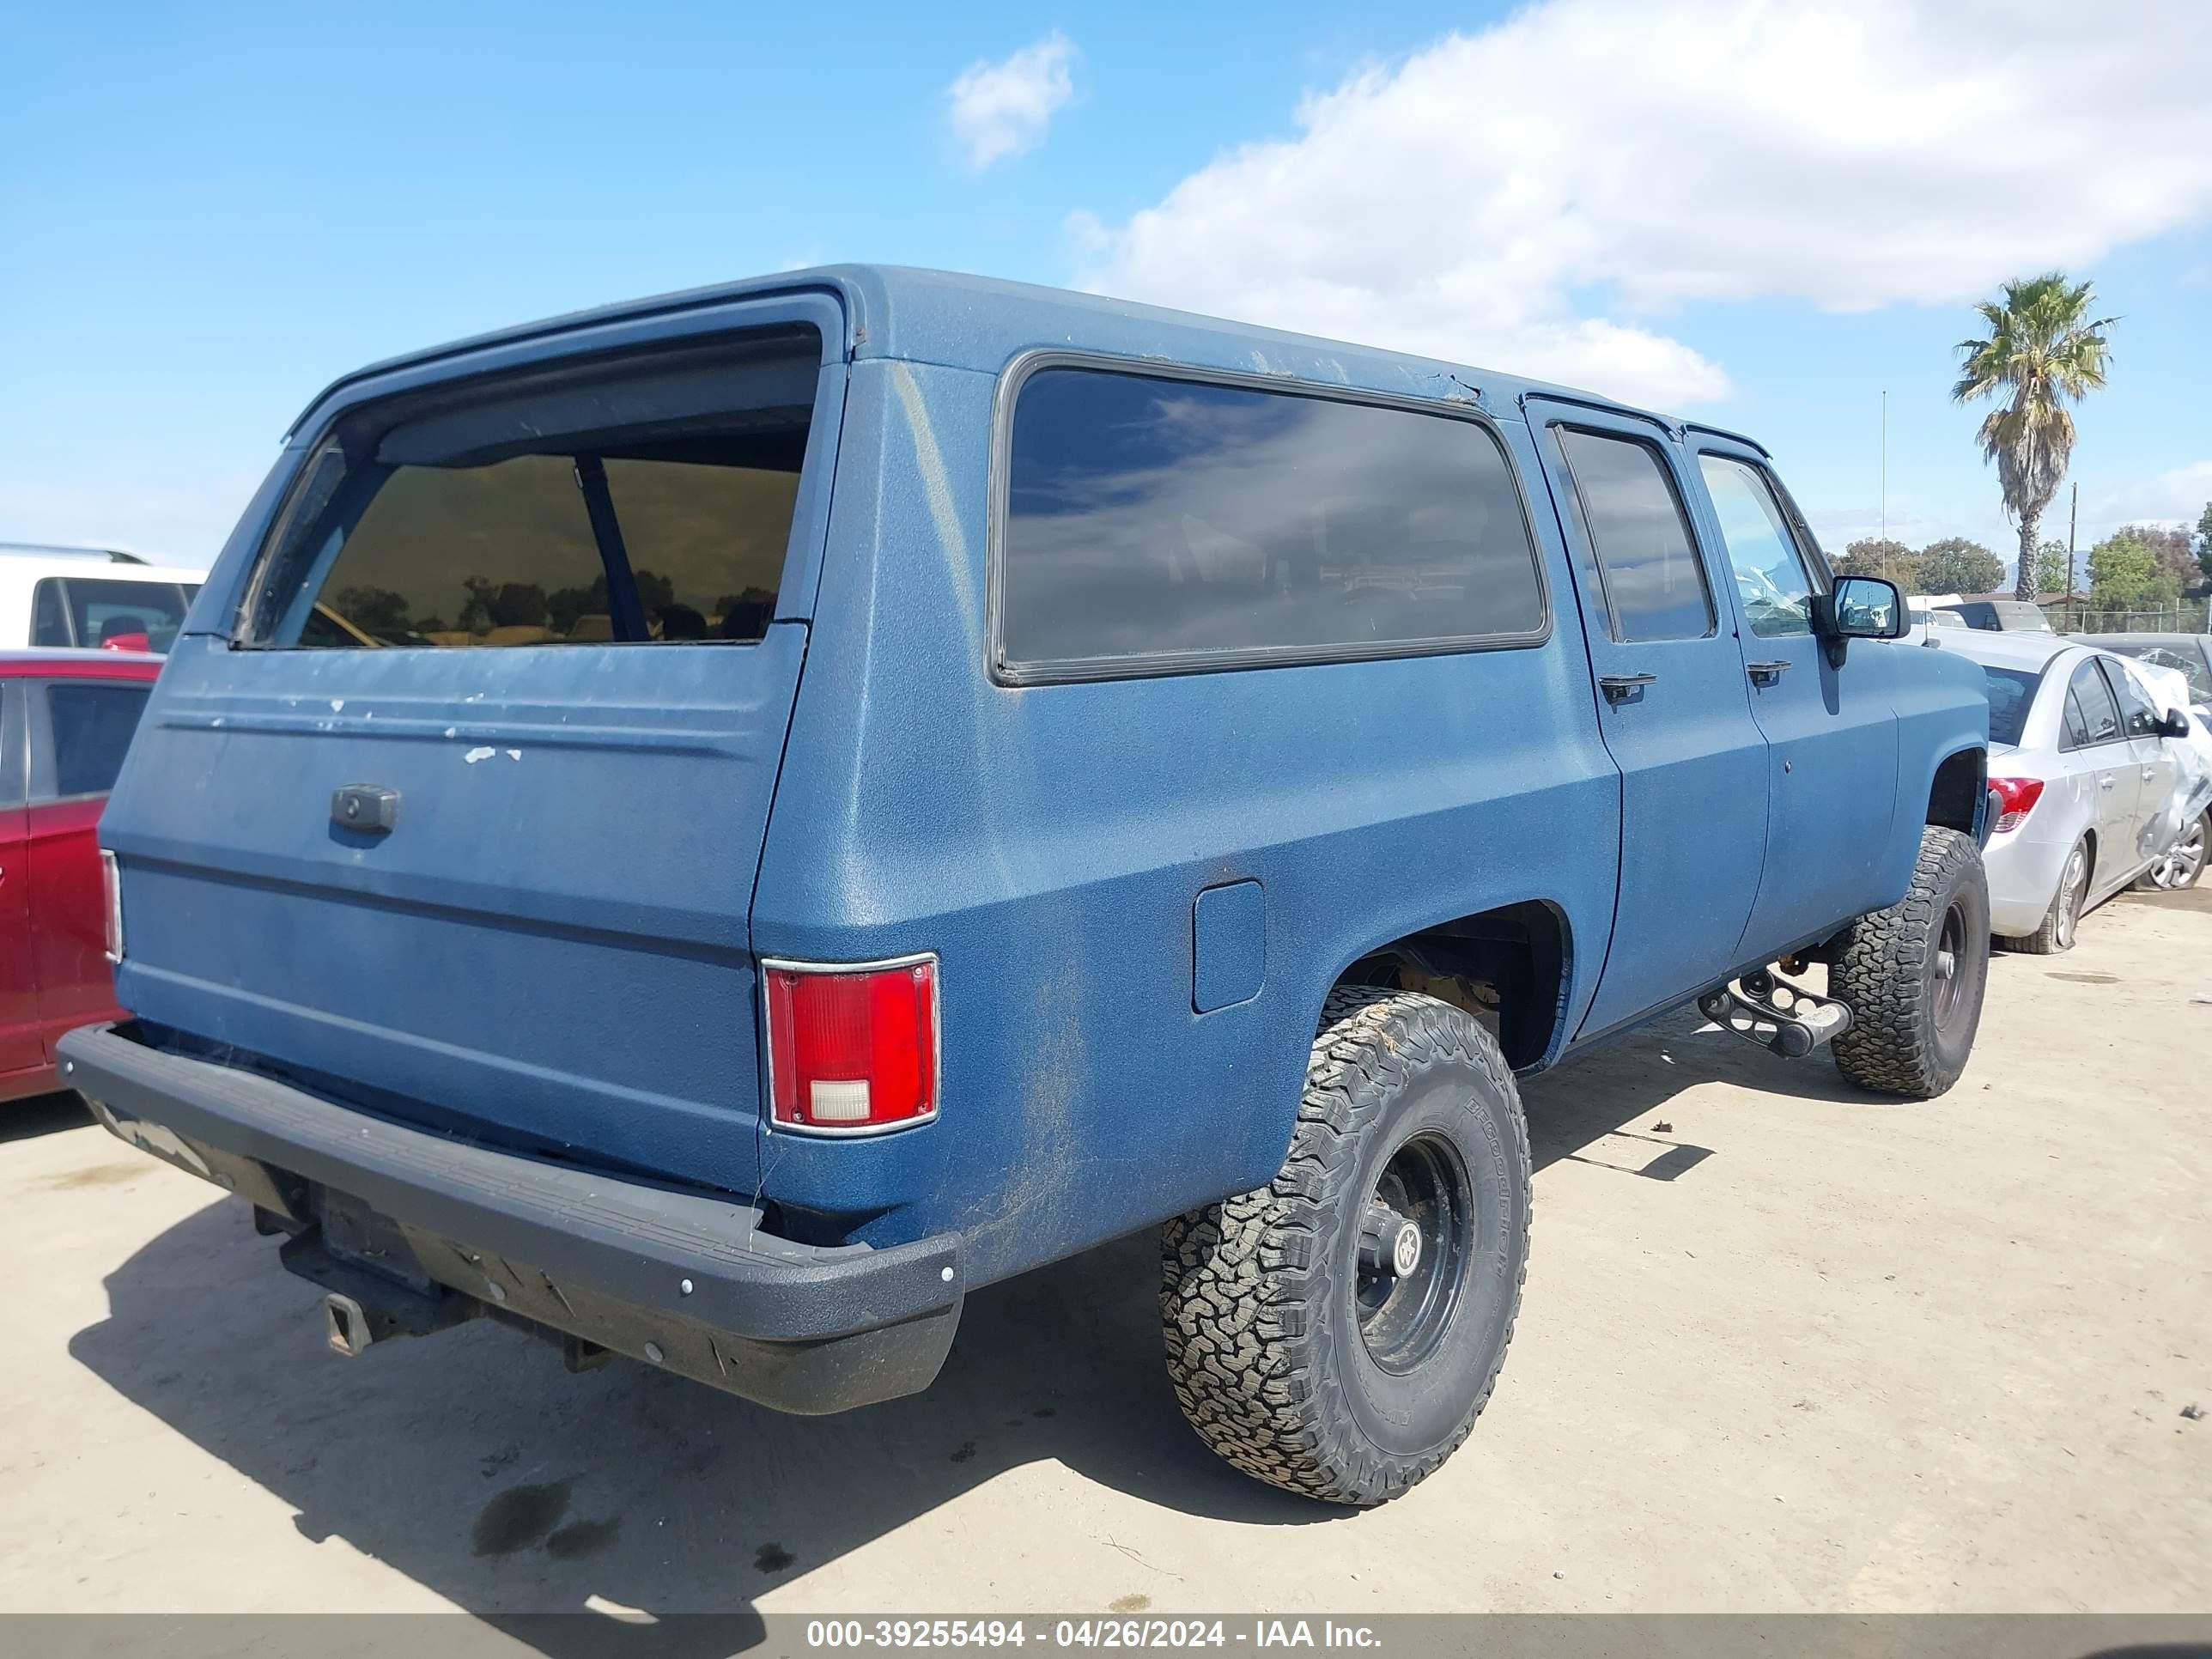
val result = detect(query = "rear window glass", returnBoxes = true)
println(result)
[30,578,198,653]
[1979,665,2039,746]
[46,681,151,798]
[998,366,1544,677]
[243,343,812,649]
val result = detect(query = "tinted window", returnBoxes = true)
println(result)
[244,345,815,649]
[1980,665,2040,747]
[76,579,198,652]
[999,368,1543,673]
[1698,455,1818,637]
[2104,659,2162,738]
[281,449,797,648]
[1553,430,1712,641]
[2062,658,2122,750]
[45,682,151,798]
[31,580,70,647]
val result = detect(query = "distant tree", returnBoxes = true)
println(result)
[459,577,549,632]
[2114,522,2199,592]
[2032,539,2074,596]
[1953,272,2116,600]
[2087,532,2182,613]
[2197,501,2212,582]
[331,586,414,636]
[1836,538,1920,584]
[1915,536,2006,595]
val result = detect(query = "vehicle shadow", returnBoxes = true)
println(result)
[70,1200,1318,1652]
[64,1008,1875,1650]
[1,1090,93,1144]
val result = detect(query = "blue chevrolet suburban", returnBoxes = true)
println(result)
[61,267,1993,1506]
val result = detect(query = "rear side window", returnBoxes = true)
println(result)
[2061,658,2122,750]
[997,365,1544,678]
[1979,665,2040,747]
[28,578,198,653]
[1553,429,1713,641]
[242,338,814,649]
[43,681,152,799]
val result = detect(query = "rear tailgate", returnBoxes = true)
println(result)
[100,305,846,1196]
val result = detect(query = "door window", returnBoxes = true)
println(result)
[2102,659,2163,738]
[40,682,152,799]
[30,581,70,647]
[2060,658,2123,750]
[1553,428,1713,642]
[1697,455,1820,637]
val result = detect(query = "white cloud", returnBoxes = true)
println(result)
[946,33,1077,171]
[1076,0,2212,408]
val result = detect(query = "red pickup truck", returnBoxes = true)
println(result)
[2,650,162,1102]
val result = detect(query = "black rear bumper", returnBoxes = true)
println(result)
[57,1023,963,1413]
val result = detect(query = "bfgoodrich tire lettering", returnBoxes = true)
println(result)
[1159,986,1532,1506]
[1829,825,1990,1098]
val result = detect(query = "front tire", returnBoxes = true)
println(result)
[1830,826,1990,1098]
[1160,986,1531,1506]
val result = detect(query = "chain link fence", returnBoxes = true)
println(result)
[2051,600,2211,635]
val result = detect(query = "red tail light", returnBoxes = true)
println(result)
[763,956,939,1135]
[1988,776,2045,835]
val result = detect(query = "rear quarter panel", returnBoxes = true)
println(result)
[752,360,1621,1286]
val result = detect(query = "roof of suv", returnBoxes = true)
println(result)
[0,648,166,678]
[293,263,1733,446]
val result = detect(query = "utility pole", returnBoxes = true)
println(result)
[1880,389,1888,580]
[2066,482,2078,632]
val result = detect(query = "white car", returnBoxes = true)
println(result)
[1940,631,2197,949]
[0,548,205,653]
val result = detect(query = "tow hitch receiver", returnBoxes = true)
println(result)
[1698,967,1852,1059]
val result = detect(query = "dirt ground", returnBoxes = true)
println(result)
[1,890,2206,1623]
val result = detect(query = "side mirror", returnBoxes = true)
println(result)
[1813,575,1907,665]
[2157,709,2193,740]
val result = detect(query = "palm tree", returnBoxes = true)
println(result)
[1953,273,2115,601]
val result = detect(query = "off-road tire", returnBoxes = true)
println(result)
[2001,835,2090,954]
[1159,986,1531,1507]
[1830,825,1990,1098]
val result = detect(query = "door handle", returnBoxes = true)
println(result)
[2142,768,2157,781]
[2100,776,2117,789]
[1598,672,1657,704]
[1747,660,1790,686]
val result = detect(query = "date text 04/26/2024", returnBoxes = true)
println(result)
[803,1621,1382,1650]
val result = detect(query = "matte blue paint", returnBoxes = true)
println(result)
[100,265,1987,1295]
[1193,880,1267,1015]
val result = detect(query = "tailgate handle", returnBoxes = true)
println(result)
[331,785,399,836]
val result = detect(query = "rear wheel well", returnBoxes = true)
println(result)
[1928,747,1987,835]
[1334,901,1569,1071]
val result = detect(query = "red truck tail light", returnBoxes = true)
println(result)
[1988,776,2045,835]
[100,850,124,963]
[763,956,939,1134]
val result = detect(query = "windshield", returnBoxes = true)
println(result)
[1980,664,2042,746]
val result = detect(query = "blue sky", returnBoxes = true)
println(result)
[4,0,2209,575]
